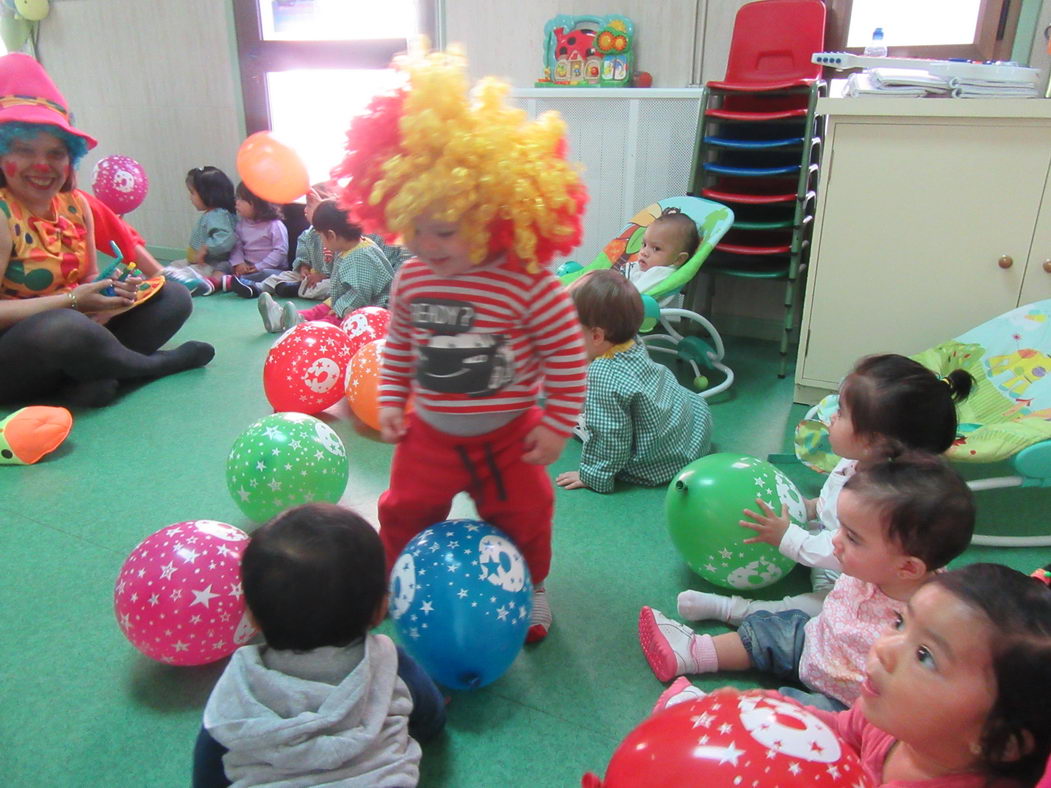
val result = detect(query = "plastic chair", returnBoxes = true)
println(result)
[710,0,826,90]
[559,195,735,396]
[688,0,827,378]
[787,300,1051,546]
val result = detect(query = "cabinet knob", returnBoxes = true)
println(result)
[998,255,1014,269]
[1044,259,1051,274]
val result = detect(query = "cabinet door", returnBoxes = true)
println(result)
[1020,168,1051,306]
[800,121,1051,388]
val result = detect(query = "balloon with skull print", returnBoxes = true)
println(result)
[263,321,356,414]
[586,689,871,787]
[92,154,149,215]
[665,453,801,591]
[114,520,257,666]
[226,412,349,522]
[389,519,533,690]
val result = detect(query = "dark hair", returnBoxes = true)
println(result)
[569,269,643,344]
[311,199,362,242]
[186,166,235,213]
[241,503,386,651]
[652,210,701,261]
[843,450,973,570]
[235,180,282,221]
[930,564,1051,783]
[839,354,974,456]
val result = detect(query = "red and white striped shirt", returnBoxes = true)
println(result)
[380,256,587,437]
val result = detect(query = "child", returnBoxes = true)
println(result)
[192,503,445,787]
[678,353,974,626]
[622,210,699,294]
[814,563,1051,785]
[650,564,1051,786]
[334,47,589,643]
[639,451,975,711]
[256,183,336,300]
[163,166,237,295]
[225,181,288,296]
[256,199,398,333]
[554,269,712,493]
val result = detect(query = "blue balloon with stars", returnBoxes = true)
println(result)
[389,519,533,690]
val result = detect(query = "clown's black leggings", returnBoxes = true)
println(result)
[0,283,208,404]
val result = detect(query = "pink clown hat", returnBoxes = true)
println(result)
[0,53,96,149]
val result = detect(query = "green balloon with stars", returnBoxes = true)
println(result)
[226,412,349,522]
[665,453,803,591]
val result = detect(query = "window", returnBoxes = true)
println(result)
[232,0,437,185]
[825,0,1020,61]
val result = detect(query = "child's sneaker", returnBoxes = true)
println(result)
[230,276,261,298]
[281,301,303,330]
[273,281,300,298]
[163,266,206,295]
[638,606,715,681]
[258,292,285,333]
[526,584,551,643]
[652,676,708,714]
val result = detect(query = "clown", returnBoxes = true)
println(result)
[336,46,588,643]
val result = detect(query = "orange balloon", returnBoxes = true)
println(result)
[236,132,309,204]
[345,339,384,430]
[345,339,416,432]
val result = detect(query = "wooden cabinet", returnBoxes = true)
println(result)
[795,98,1051,403]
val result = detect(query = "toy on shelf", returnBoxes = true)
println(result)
[536,15,635,88]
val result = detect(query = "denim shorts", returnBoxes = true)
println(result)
[737,609,847,712]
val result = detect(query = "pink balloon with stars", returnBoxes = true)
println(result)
[114,520,257,666]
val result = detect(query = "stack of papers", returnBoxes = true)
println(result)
[845,66,1039,99]
[949,76,1039,98]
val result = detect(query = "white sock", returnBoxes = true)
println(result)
[677,590,752,625]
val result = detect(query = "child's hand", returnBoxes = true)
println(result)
[805,497,818,521]
[305,271,324,287]
[739,498,791,547]
[378,407,407,443]
[194,245,208,265]
[555,470,587,490]
[522,424,566,465]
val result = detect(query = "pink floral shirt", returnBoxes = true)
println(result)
[799,574,905,705]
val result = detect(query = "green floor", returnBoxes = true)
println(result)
[2,295,1049,787]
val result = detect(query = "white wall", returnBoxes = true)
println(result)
[39,0,244,249]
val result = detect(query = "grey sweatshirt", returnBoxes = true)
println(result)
[202,634,420,787]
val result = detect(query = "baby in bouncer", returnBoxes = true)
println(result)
[622,210,700,294]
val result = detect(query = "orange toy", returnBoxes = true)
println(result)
[0,406,72,464]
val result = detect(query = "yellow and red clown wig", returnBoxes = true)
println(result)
[335,46,587,274]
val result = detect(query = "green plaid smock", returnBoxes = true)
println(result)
[292,227,329,275]
[579,340,712,493]
[365,233,412,272]
[330,238,395,317]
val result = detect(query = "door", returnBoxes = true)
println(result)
[232,0,437,184]
[800,119,1051,387]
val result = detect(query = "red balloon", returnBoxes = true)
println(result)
[263,322,355,414]
[236,131,309,204]
[340,306,391,358]
[92,155,149,215]
[587,690,872,788]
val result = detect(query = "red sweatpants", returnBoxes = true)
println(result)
[378,407,554,585]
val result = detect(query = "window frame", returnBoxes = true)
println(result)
[824,0,1021,61]
[231,0,438,134]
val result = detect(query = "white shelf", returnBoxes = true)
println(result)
[816,97,1051,119]
[512,87,705,99]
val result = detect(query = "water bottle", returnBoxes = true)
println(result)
[864,27,887,57]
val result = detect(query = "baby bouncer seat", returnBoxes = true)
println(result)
[791,299,1051,546]
[559,195,735,396]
